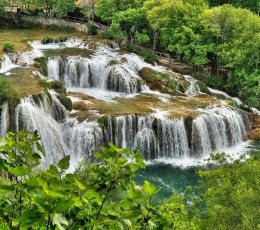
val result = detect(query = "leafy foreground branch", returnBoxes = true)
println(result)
[0,131,259,229]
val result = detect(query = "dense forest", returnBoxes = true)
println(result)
[0,0,259,108]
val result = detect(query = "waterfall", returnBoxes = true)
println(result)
[0,55,17,74]
[63,119,103,166]
[0,103,9,138]
[0,41,253,169]
[192,107,246,157]
[105,115,190,160]
[14,92,68,168]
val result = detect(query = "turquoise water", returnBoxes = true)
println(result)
[135,164,199,201]
[135,141,260,202]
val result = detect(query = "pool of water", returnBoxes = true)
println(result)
[135,164,199,202]
[135,141,260,202]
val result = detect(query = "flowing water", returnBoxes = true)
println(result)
[0,38,256,195]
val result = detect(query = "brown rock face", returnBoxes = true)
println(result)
[246,115,260,140]
[253,115,260,129]
[247,128,260,140]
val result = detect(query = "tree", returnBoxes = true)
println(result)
[208,0,260,14]
[76,0,98,21]
[193,153,260,229]
[0,0,8,16]
[34,0,75,17]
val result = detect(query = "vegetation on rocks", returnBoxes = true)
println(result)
[2,42,15,53]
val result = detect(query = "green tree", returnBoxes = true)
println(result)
[0,0,8,16]
[194,153,260,229]
[208,0,260,14]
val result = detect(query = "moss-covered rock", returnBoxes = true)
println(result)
[97,116,108,128]
[58,94,72,111]
[50,80,66,94]
[196,80,210,94]
[34,57,48,76]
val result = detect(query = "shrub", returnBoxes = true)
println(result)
[87,23,97,35]
[46,24,75,32]
[41,36,54,44]
[2,42,15,53]
[19,21,41,29]
[140,49,156,64]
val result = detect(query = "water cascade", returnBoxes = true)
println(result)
[0,40,254,168]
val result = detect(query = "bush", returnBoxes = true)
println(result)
[19,21,41,29]
[87,23,97,35]
[2,42,15,53]
[34,57,48,76]
[41,36,54,44]
[46,24,75,32]
[140,49,156,64]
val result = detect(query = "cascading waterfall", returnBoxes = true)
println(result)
[0,103,9,138]
[14,93,68,168]
[63,119,103,166]
[0,55,17,73]
[192,107,246,156]
[0,41,254,169]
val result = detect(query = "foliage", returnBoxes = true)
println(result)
[2,42,15,53]
[87,22,97,35]
[140,49,156,64]
[208,0,260,14]
[45,24,75,32]
[103,23,126,43]
[192,153,260,229]
[0,131,194,229]
[0,79,19,104]
[0,0,7,16]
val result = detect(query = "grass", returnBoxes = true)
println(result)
[1,68,42,97]
[68,92,233,122]
[0,28,85,56]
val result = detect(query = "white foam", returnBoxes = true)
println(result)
[145,140,250,168]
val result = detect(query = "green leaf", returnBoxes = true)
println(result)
[53,213,69,230]
[0,223,10,230]
[7,165,28,176]
[57,155,70,170]
[36,142,45,156]
[85,189,102,204]
[136,155,146,169]
[74,178,85,190]
[143,180,158,196]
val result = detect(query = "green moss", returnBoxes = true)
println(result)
[34,57,48,76]
[50,80,66,94]
[196,80,210,94]
[97,116,108,128]
[3,42,15,53]
[58,94,72,111]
